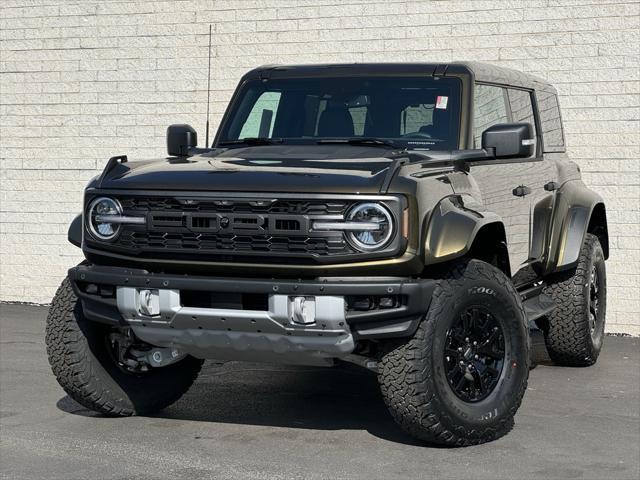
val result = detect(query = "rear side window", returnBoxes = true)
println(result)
[401,103,435,136]
[536,90,565,152]
[311,97,370,136]
[473,84,508,147]
[507,88,537,157]
[238,91,281,138]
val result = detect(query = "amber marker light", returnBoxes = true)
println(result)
[402,208,409,239]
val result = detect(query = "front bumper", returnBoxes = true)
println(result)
[68,264,435,365]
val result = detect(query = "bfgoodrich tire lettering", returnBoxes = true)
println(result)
[378,259,529,446]
[45,277,203,416]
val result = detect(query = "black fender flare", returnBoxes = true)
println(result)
[68,214,82,248]
[423,194,506,269]
[546,180,608,272]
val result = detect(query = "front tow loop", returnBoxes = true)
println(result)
[108,329,185,373]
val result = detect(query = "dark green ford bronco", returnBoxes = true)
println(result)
[46,62,608,446]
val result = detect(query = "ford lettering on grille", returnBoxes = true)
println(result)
[147,211,309,236]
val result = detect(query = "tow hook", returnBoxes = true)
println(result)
[144,347,185,368]
[109,329,185,372]
[126,346,186,369]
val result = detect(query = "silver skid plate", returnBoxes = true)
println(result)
[116,287,354,365]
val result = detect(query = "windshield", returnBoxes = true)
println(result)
[217,76,462,150]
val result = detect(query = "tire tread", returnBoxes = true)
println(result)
[378,260,529,446]
[45,278,202,416]
[542,233,605,367]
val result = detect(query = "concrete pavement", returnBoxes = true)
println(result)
[1,303,638,480]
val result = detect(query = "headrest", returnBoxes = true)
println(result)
[317,101,354,137]
[419,107,450,138]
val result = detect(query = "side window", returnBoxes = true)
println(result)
[349,105,368,136]
[238,91,281,138]
[313,98,328,135]
[401,104,434,135]
[312,97,369,136]
[537,90,565,152]
[473,84,508,147]
[507,88,537,157]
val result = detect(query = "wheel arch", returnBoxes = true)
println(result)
[423,195,510,276]
[465,222,511,277]
[68,214,82,248]
[587,202,609,259]
[547,181,609,273]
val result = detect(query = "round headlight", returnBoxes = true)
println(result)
[346,202,394,251]
[88,197,122,241]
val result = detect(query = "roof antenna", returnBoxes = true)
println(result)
[205,24,213,147]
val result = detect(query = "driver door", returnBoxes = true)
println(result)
[468,84,555,277]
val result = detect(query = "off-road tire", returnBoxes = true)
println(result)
[378,259,529,446]
[542,233,606,367]
[46,277,203,416]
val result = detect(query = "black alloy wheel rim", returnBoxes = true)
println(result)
[443,307,506,403]
[589,264,600,337]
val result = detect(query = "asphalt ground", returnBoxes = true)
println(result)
[1,303,638,480]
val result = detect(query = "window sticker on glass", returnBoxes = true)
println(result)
[436,96,448,110]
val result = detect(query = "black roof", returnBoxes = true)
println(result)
[242,61,556,93]
[458,61,555,92]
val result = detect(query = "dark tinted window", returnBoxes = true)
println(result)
[238,91,281,138]
[219,76,462,150]
[537,89,565,152]
[473,84,508,147]
[507,88,537,156]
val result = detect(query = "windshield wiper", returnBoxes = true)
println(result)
[218,137,283,147]
[316,137,399,149]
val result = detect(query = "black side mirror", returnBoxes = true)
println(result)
[482,123,535,159]
[167,124,197,157]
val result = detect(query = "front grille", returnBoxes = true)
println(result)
[85,193,404,265]
[118,231,347,256]
[90,195,358,260]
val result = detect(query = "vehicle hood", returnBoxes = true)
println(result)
[96,145,397,194]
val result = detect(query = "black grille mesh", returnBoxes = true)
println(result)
[107,196,355,258]
[119,197,349,215]
[117,231,348,256]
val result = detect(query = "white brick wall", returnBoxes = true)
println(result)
[1,0,638,334]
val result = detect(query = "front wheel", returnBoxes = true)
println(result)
[378,260,529,446]
[45,278,203,416]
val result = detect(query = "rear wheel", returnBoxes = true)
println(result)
[542,233,606,366]
[378,259,529,446]
[45,278,203,416]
